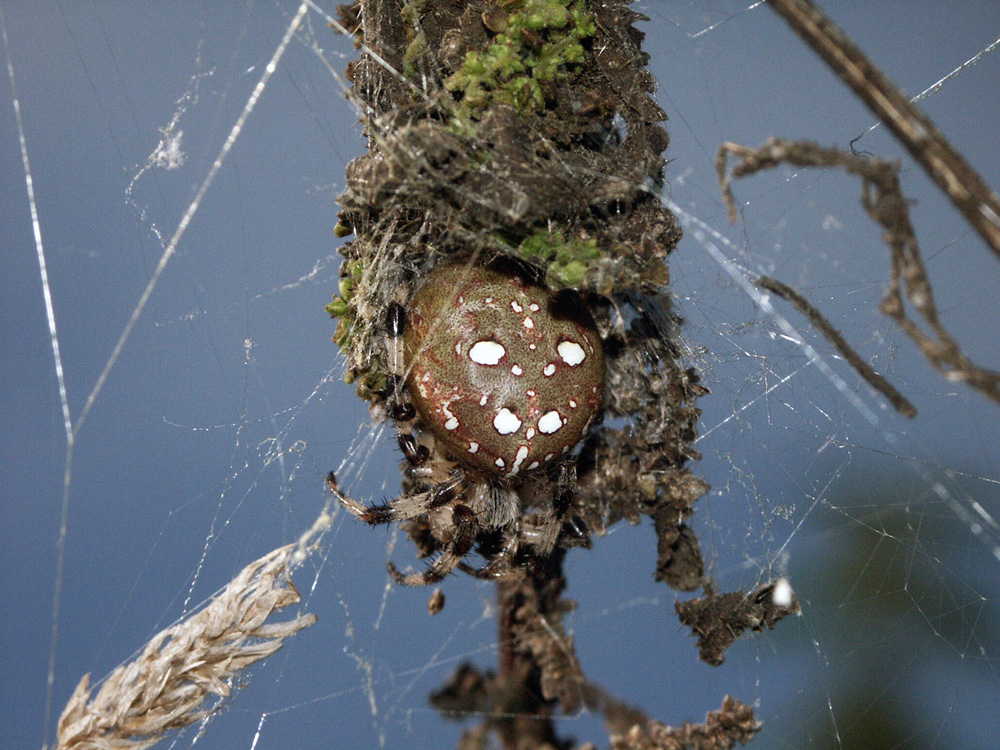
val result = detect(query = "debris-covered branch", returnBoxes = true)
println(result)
[610,696,760,750]
[328,0,770,746]
[675,580,801,668]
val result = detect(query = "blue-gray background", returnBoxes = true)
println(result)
[2,2,999,748]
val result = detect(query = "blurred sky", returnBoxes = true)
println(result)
[2,2,999,749]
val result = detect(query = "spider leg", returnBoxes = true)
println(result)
[396,429,428,466]
[521,510,563,557]
[388,504,478,586]
[540,462,592,552]
[383,299,453,483]
[327,472,463,525]
[458,517,522,580]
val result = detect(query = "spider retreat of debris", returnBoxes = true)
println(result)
[328,257,605,586]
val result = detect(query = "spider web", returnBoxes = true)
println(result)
[2,2,999,749]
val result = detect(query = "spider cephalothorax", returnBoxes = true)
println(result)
[330,258,605,585]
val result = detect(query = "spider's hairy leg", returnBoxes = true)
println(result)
[382,298,435,469]
[524,463,590,555]
[384,300,413,419]
[326,472,396,524]
[388,504,479,586]
[326,472,463,525]
[395,429,426,466]
[459,517,522,581]
[521,511,563,558]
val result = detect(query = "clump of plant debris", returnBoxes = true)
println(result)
[329,0,681,392]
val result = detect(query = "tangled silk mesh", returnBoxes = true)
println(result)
[3,3,999,750]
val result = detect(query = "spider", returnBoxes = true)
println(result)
[328,257,605,585]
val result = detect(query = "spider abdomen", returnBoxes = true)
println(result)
[403,261,604,479]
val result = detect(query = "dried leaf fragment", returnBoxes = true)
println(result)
[676,579,800,666]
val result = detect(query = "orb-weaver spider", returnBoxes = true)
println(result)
[329,258,604,585]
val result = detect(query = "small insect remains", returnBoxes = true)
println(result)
[329,258,605,585]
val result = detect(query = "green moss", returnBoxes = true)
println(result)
[400,0,429,22]
[325,260,366,351]
[445,0,595,124]
[404,30,429,76]
[517,230,602,287]
[344,363,388,401]
[325,258,391,398]
[401,0,432,77]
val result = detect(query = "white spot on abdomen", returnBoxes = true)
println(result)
[543,363,556,377]
[509,445,530,476]
[469,340,505,365]
[511,364,523,376]
[557,340,586,366]
[493,408,522,435]
[538,410,563,434]
[468,442,479,453]
[523,317,534,329]
[442,401,459,431]
[511,300,523,312]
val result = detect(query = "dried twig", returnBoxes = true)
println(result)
[754,276,916,418]
[767,0,1000,262]
[53,546,316,750]
[718,138,1000,407]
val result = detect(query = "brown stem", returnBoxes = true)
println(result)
[755,275,917,418]
[497,579,518,680]
[768,0,1000,261]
